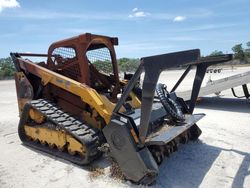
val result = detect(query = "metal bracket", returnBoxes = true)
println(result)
[231,84,250,99]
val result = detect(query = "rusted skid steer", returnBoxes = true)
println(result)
[10,33,231,184]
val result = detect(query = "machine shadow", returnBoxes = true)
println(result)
[20,94,250,187]
[196,97,250,113]
[154,141,220,188]
[152,141,250,188]
[22,144,111,171]
[231,149,250,188]
[22,139,250,188]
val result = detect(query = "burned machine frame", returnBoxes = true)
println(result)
[10,33,233,185]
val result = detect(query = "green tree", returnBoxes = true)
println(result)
[209,50,224,56]
[118,58,140,72]
[91,58,140,74]
[247,42,250,48]
[232,44,245,60]
[245,42,250,59]
[0,57,15,79]
[93,60,113,74]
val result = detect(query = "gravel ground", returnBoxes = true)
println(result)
[0,66,250,188]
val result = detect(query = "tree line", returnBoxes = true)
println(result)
[0,57,15,79]
[209,42,250,62]
[1,42,249,79]
[0,57,141,80]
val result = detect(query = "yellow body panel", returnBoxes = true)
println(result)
[24,125,85,155]
[29,109,45,124]
[82,110,103,129]
[18,59,141,125]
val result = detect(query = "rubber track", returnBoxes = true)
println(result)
[18,99,102,165]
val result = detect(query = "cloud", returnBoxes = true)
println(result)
[117,41,177,58]
[184,23,238,32]
[0,8,211,23]
[134,11,147,17]
[166,36,205,41]
[173,16,186,22]
[129,8,150,18]
[132,8,138,12]
[1,10,128,20]
[0,0,20,12]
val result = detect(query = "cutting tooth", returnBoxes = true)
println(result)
[164,147,170,157]
[187,131,192,140]
[160,152,164,163]
[156,151,163,164]
[149,129,198,166]
[172,141,178,152]
[180,132,188,144]
[171,145,174,153]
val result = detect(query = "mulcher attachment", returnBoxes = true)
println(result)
[103,113,204,184]
[103,119,159,184]
[103,49,207,184]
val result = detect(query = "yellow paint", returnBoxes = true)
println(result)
[67,135,86,156]
[22,60,141,125]
[40,71,52,85]
[34,63,112,123]
[82,110,103,129]
[18,99,30,115]
[130,128,139,143]
[29,109,45,123]
[24,125,85,155]
[129,92,141,108]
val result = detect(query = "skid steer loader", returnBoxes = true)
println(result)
[11,33,232,184]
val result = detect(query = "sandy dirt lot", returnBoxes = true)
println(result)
[0,66,250,188]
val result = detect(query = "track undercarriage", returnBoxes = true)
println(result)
[18,99,102,165]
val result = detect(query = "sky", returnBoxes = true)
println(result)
[0,0,249,58]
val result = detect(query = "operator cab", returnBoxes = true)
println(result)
[47,33,121,101]
[86,43,120,99]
